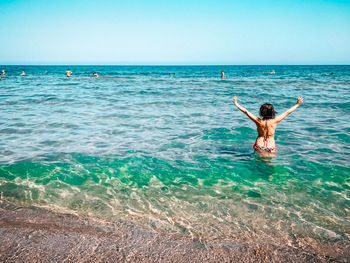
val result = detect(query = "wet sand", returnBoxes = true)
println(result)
[0,201,349,263]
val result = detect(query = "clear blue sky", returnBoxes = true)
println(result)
[0,0,349,65]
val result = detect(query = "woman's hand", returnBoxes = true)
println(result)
[233,96,237,105]
[297,96,304,105]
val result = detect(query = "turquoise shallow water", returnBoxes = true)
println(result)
[0,65,349,243]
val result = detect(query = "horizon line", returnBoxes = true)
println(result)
[1,64,349,66]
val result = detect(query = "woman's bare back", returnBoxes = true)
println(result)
[233,96,303,154]
[255,119,277,149]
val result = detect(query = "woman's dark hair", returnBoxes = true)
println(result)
[259,103,276,119]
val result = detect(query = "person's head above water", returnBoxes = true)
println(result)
[259,103,276,119]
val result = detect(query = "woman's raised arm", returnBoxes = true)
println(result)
[233,96,260,124]
[275,97,303,123]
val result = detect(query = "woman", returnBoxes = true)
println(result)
[233,96,303,154]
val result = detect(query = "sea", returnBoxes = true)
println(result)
[0,65,349,247]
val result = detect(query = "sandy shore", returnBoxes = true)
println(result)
[0,201,349,263]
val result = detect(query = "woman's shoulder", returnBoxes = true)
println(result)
[258,118,278,127]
